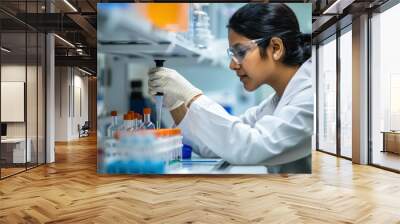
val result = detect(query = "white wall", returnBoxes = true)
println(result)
[1,66,25,128]
[55,67,68,141]
[1,64,46,164]
[1,65,36,138]
[54,67,89,141]
[72,73,89,138]
[1,65,26,140]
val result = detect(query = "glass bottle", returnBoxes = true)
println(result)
[107,111,119,138]
[126,112,135,133]
[136,113,143,130]
[119,114,131,133]
[141,108,155,129]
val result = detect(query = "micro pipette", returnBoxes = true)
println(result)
[154,60,165,129]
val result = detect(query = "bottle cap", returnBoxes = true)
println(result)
[143,108,151,115]
[172,128,181,135]
[123,114,130,120]
[165,129,171,136]
[113,131,121,139]
[154,129,161,137]
[111,111,117,116]
[154,129,167,137]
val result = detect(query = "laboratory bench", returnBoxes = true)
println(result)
[166,153,268,174]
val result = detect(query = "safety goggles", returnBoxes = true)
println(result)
[227,38,267,64]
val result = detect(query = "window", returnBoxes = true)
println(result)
[370,2,400,171]
[317,35,337,154]
[339,27,352,158]
[0,1,47,179]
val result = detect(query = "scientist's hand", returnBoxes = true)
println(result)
[148,67,203,109]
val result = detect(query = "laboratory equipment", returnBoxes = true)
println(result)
[107,111,119,138]
[102,128,183,174]
[154,129,182,163]
[137,113,143,129]
[182,144,192,160]
[120,113,132,133]
[129,80,153,117]
[133,113,139,130]
[141,108,155,130]
[193,4,213,49]
[154,92,163,128]
[129,111,138,131]
[154,60,164,129]
[126,112,136,133]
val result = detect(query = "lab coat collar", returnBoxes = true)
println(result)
[274,59,312,112]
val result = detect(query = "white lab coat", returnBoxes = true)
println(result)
[177,59,313,170]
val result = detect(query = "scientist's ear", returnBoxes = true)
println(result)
[269,37,285,61]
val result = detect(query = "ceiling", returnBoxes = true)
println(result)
[0,0,98,73]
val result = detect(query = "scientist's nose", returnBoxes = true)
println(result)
[229,58,240,71]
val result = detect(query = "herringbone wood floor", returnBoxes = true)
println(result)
[1,135,400,224]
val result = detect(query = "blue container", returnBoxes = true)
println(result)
[105,162,117,174]
[148,161,165,174]
[182,144,192,160]
[127,160,140,174]
[115,160,127,174]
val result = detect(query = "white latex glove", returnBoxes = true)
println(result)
[148,67,202,109]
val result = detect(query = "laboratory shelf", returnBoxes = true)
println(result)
[97,7,226,66]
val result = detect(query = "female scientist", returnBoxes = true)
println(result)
[148,3,313,173]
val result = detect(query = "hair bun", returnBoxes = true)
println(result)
[296,32,311,43]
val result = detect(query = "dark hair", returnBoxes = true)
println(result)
[227,3,311,66]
